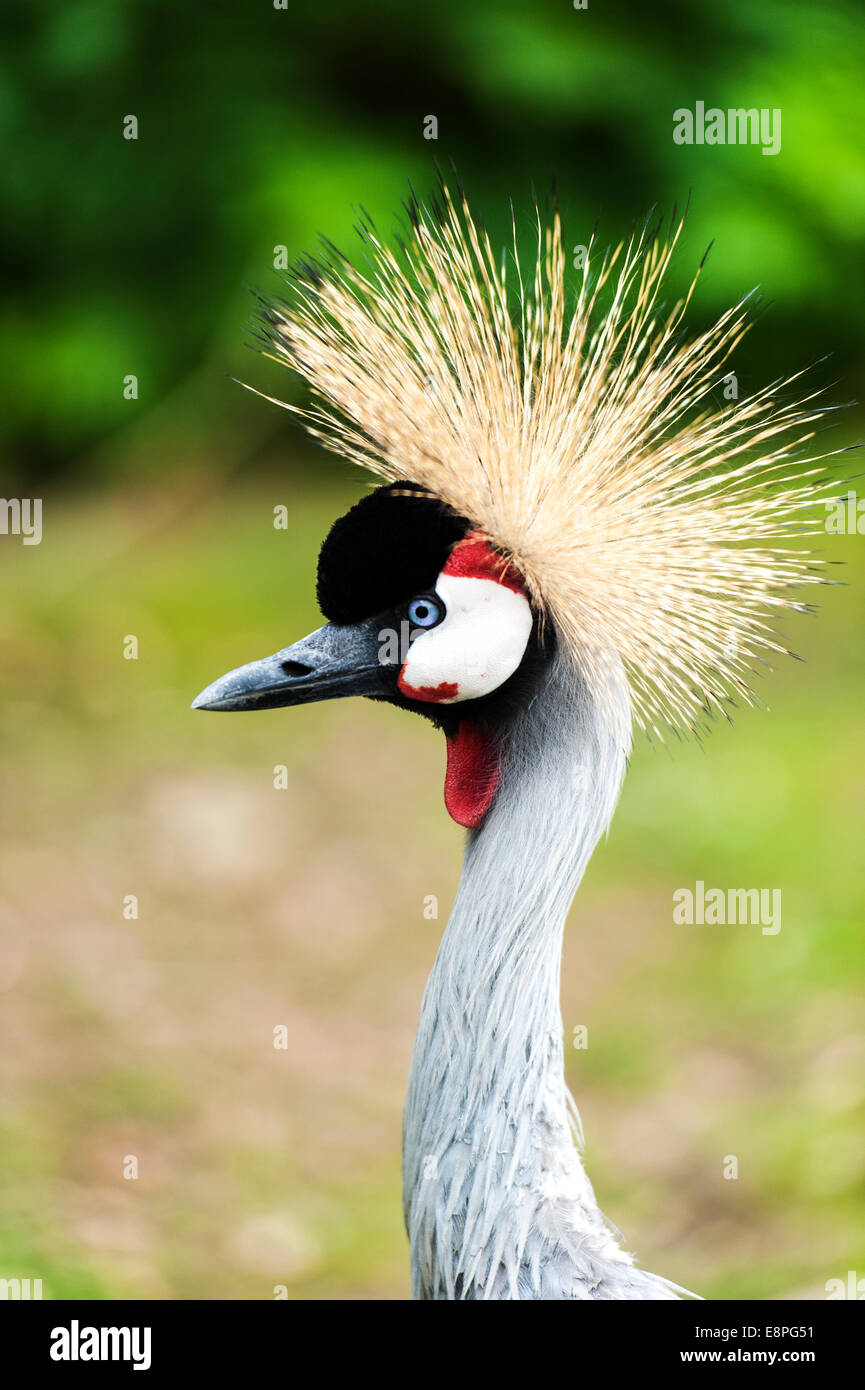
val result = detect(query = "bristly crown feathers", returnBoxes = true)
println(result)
[253,181,841,738]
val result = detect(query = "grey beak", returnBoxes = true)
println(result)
[192,618,394,712]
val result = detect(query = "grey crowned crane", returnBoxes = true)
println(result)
[193,184,835,1300]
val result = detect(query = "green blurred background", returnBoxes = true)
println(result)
[1,0,863,1299]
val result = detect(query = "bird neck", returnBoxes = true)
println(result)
[403,646,634,1299]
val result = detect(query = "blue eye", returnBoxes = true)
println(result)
[408,595,444,629]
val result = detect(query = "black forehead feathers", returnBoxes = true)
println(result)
[316,482,471,624]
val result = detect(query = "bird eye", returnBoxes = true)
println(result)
[407,595,444,629]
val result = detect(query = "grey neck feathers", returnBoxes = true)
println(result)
[403,646,680,1300]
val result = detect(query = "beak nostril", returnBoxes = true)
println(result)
[281,659,315,678]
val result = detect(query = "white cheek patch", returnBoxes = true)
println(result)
[398,573,533,704]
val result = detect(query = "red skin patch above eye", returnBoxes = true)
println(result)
[441,532,526,594]
[444,720,501,829]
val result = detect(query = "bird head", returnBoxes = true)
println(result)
[192,482,553,828]
[194,180,838,824]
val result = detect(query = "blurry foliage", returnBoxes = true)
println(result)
[1,0,863,486]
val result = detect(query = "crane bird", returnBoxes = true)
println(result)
[193,184,836,1300]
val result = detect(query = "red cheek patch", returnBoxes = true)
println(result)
[444,721,500,829]
[442,532,526,594]
[398,675,458,703]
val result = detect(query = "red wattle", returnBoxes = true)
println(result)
[444,721,500,829]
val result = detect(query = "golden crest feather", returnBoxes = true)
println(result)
[256,182,840,736]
